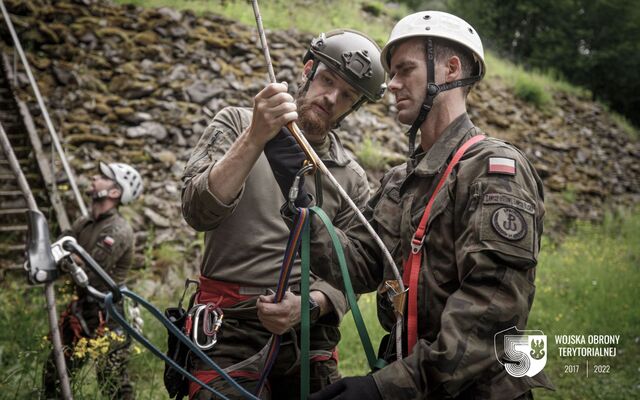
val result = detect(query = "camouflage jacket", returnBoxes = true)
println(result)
[307,114,554,399]
[181,106,370,324]
[71,208,134,295]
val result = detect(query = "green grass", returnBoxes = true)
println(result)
[112,0,408,45]
[513,74,553,109]
[337,293,386,376]
[529,211,640,399]
[485,52,589,100]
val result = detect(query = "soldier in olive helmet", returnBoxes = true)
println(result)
[267,11,554,400]
[181,29,386,398]
[42,161,143,400]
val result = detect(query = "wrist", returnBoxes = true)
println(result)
[310,290,332,319]
[244,125,269,150]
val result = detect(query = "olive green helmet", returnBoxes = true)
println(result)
[303,29,387,103]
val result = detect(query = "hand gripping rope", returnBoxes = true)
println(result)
[251,0,406,362]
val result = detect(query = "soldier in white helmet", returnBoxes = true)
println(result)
[293,11,555,400]
[42,161,143,400]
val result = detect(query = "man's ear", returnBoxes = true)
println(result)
[446,55,462,82]
[108,187,122,201]
[302,59,314,80]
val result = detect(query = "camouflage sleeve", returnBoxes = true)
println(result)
[181,107,246,231]
[373,145,545,398]
[308,162,372,323]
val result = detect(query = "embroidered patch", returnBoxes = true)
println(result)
[488,157,516,175]
[491,207,526,241]
[484,193,534,214]
[103,236,115,247]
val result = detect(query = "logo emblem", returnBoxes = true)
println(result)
[495,327,547,378]
[491,207,526,240]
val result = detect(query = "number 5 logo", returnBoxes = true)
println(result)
[494,326,547,377]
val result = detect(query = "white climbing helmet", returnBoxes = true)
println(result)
[380,11,485,78]
[99,161,143,205]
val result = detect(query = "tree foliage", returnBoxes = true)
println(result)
[447,0,640,126]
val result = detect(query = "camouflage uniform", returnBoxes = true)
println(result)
[181,106,370,399]
[42,208,135,400]
[306,114,554,399]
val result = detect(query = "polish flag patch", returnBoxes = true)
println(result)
[103,236,115,247]
[488,157,516,175]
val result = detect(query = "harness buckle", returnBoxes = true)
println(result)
[411,236,425,254]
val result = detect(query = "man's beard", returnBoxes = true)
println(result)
[296,96,334,141]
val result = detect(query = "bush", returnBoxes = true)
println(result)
[514,75,553,109]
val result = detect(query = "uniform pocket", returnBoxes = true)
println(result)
[372,188,402,254]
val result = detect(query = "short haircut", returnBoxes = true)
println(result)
[409,37,478,96]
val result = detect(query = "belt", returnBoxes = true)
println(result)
[198,276,300,309]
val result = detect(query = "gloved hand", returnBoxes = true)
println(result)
[309,376,382,400]
[263,126,312,207]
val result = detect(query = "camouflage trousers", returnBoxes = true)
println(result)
[41,301,134,400]
[189,303,341,400]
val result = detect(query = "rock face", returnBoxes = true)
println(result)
[1,0,638,274]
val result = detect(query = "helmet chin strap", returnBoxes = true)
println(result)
[92,189,109,200]
[406,38,481,155]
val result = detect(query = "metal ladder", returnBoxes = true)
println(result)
[0,52,70,276]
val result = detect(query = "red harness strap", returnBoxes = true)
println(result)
[403,135,486,354]
[189,370,265,399]
[197,276,254,308]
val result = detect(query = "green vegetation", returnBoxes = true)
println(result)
[337,293,386,376]
[529,211,640,399]
[450,0,640,128]
[112,0,408,44]
[355,137,387,171]
[513,75,553,109]
[485,52,588,101]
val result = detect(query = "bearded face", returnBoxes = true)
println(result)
[296,94,335,139]
[295,62,361,142]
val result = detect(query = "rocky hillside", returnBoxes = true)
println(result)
[1,0,638,285]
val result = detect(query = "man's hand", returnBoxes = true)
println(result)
[257,290,330,335]
[263,127,310,206]
[309,376,382,400]
[248,82,298,146]
[257,291,300,335]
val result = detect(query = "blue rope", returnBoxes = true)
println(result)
[104,289,259,400]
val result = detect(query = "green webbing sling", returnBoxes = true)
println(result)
[300,206,387,399]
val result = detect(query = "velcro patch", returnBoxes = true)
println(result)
[488,157,516,175]
[484,193,534,214]
[491,207,527,241]
[103,236,115,247]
